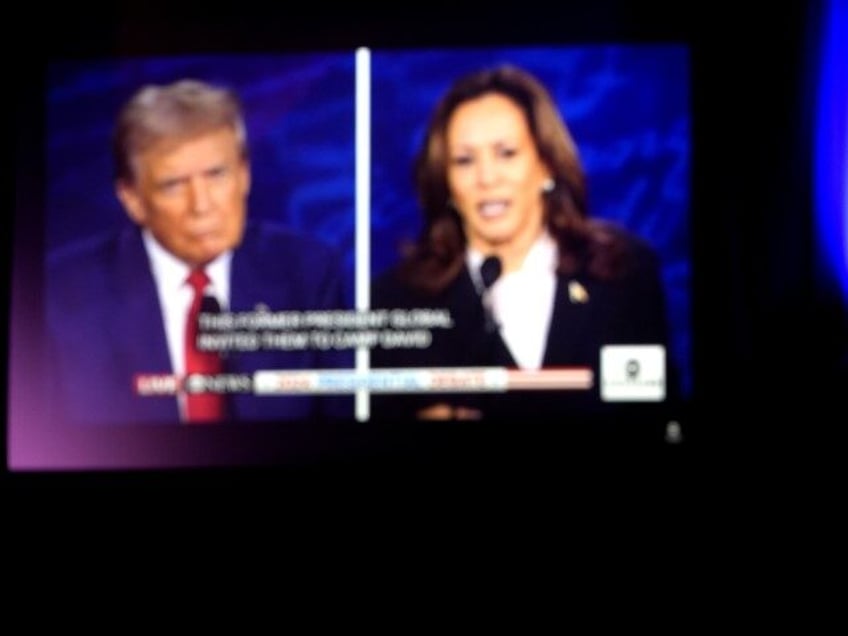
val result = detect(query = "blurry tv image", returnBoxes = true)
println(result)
[367,47,690,422]
[10,44,691,470]
[43,55,357,428]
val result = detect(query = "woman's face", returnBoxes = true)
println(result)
[445,93,551,254]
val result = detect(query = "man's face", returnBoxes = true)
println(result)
[117,126,250,267]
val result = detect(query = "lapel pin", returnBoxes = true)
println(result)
[568,280,589,304]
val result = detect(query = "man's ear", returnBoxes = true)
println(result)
[115,180,147,226]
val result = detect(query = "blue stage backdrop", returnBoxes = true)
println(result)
[46,54,357,304]
[370,46,692,397]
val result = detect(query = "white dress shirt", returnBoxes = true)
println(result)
[466,232,558,370]
[142,230,232,381]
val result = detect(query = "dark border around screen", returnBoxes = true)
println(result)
[7,2,843,491]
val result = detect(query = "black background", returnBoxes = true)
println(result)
[7,1,846,500]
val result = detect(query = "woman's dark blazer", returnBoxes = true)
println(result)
[370,233,675,422]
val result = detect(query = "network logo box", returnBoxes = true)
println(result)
[600,345,666,402]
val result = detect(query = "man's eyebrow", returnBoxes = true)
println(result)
[155,174,188,186]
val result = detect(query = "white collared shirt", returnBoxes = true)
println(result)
[467,232,558,370]
[142,229,232,382]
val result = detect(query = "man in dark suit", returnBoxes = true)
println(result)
[46,79,352,425]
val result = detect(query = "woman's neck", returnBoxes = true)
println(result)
[478,220,545,275]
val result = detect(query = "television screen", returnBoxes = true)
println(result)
[7,3,845,476]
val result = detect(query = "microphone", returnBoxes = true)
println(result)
[480,255,502,290]
[479,255,502,333]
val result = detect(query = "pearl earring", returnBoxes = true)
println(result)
[542,178,555,193]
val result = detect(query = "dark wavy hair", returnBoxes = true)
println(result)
[399,64,631,294]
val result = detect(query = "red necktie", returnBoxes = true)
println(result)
[184,268,226,423]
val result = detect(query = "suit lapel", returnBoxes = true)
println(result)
[229,226,301,313]
[227,228,284,378]
[446,267,516,367]
[110,228,178,420]
[542,275,595,367]
[448,269,595,369]
[229,227,267,313]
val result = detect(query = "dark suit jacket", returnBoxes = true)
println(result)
[46,223,353,425]
[370,234,675,421]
